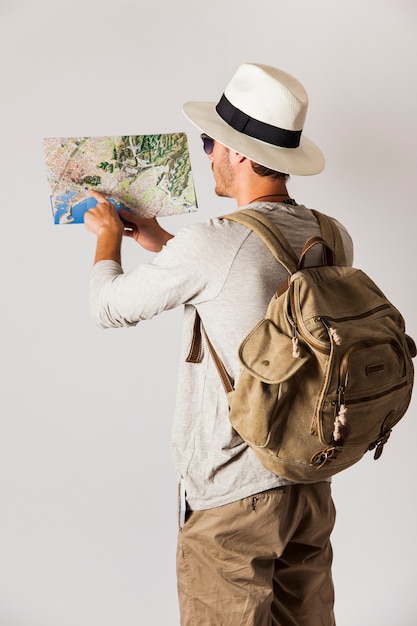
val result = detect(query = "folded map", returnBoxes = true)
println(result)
[43,133,198,224]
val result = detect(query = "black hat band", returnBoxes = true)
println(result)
[215,94,302,149]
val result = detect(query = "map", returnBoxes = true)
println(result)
[43,133,198,224]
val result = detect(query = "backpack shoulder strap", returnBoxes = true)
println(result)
[222,208,299,275]
[223,208,348,270]
[311,210,347,266]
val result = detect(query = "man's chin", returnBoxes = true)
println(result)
[214,187,229,198]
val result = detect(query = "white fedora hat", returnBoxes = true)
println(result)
[183,63,324,176]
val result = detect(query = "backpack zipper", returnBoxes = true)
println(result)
[333,339,407,415]
[289,291,330,354]
[336,379,409,410]
[301,302,394,352]
[320,303,392,324]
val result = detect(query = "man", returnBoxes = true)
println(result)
[85,63,353,625]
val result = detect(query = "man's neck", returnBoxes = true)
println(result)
[236,186,290,207]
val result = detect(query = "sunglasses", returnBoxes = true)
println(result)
[200,133,214,155]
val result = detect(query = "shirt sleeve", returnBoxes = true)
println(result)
[88,220,239,328]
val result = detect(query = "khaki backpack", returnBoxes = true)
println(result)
[187,209,416,482]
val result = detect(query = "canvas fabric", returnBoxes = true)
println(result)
[217,209,415,481]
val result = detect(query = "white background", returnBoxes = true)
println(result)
[1,1,416,624]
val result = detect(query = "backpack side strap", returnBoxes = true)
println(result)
[185,309,234,394]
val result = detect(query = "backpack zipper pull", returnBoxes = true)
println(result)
[333,386,349,442]
[292,324,301,358]
[319,317,343,345]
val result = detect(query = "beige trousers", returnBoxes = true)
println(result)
[177,482,336,626]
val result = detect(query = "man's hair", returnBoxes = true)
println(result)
[251,161,289,181]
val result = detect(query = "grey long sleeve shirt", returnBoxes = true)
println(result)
[89,202,354,510]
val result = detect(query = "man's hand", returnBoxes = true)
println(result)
[119,208,174,252]
[85,191,124,264]
[84,191,175,263]
[84,191,124,238]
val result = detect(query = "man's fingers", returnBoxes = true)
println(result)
[119,208,157,226]
[89,190,108,203]
[119,208,142,226]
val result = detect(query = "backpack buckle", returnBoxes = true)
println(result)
[310,446,342,469]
